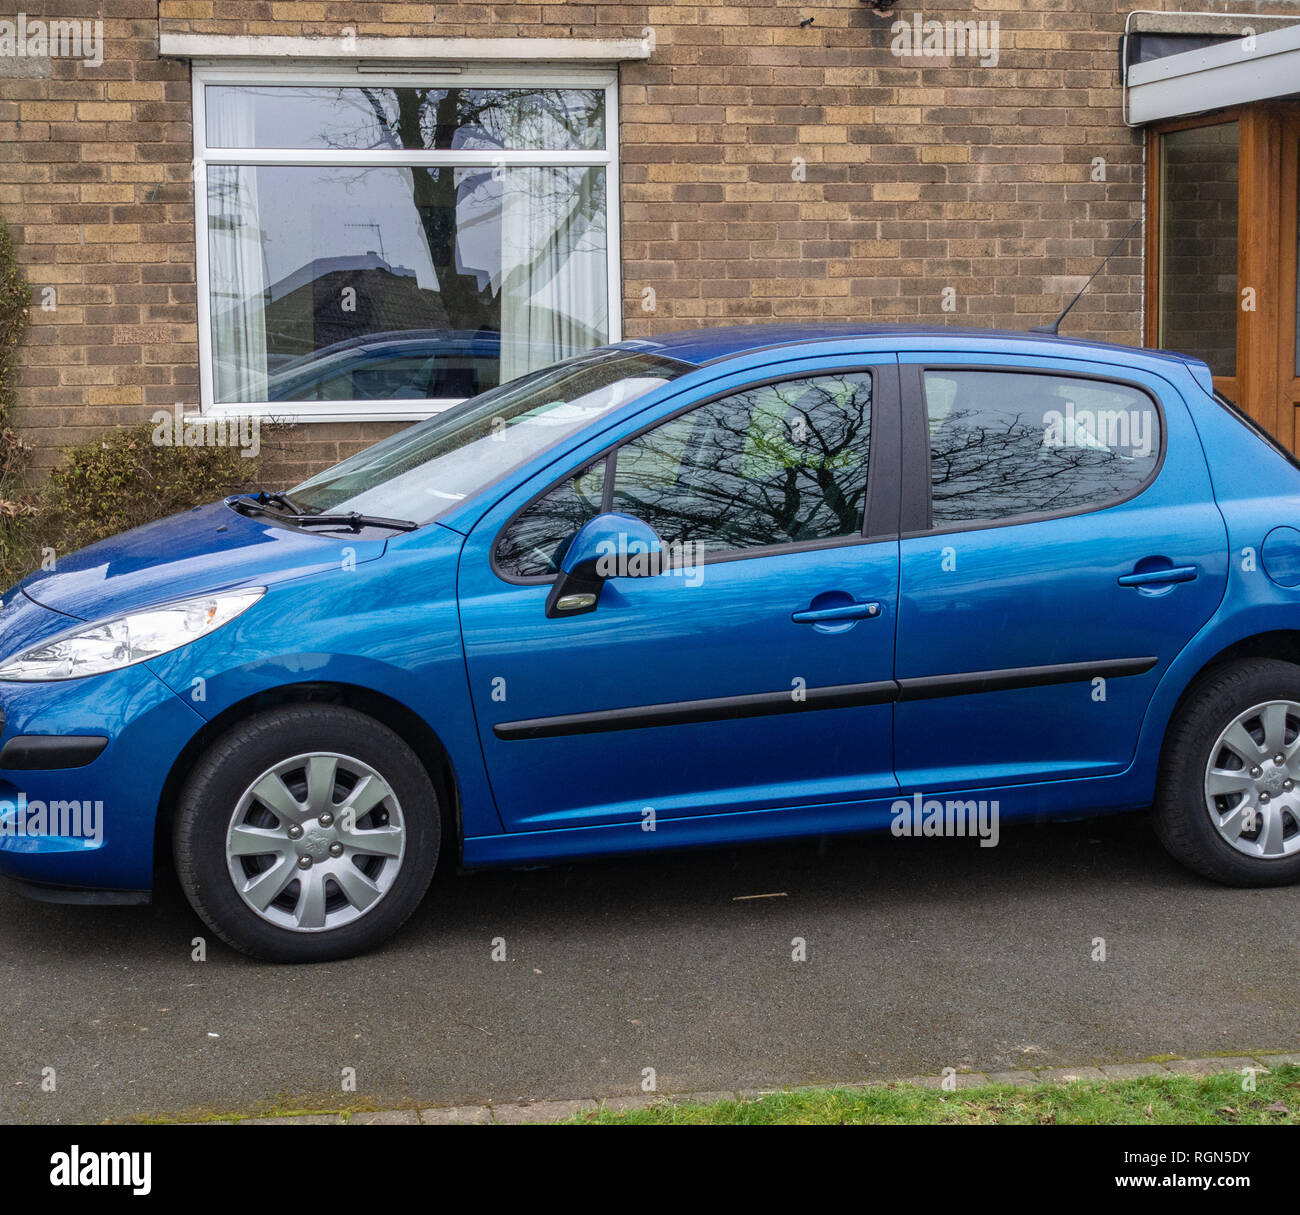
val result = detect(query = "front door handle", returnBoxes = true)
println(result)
[1118,564,1198,588]
[792,601,881,624]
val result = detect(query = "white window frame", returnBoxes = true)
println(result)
[191,62,622,423]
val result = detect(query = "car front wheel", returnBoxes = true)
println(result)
[173,705,440,962]
[1155,657,1300,886]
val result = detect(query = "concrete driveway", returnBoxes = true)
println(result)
[2,812,1296,1122]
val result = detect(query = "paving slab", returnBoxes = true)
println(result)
[242,1114,342,1125]
[1034,1067,1108,1084]
[490,1099,597,1124]
[1098,1063,1171,1080]
[418,1105,492,1125]
[1163,1057,1259,1077]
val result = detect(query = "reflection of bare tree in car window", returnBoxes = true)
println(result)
[495,461,607,577]
[610,374,872,555]
[494,373,875,577]
[925,370,1159,526]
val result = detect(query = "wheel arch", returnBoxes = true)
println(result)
[1138,631,1300,795]
[153,681,463,877]
[1151,629,1300,774]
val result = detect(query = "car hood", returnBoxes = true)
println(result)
[18,499,390,621]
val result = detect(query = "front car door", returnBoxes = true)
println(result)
[893,351,1229,795]
[458,359,902,840]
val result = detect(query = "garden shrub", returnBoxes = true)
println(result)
[38,422,271,555]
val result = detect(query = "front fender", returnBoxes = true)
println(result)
[144,541,503,839]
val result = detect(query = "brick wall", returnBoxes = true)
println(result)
[0,1,1296,482]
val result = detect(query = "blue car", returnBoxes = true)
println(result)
[3,324,1299,961]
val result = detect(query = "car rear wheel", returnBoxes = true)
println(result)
[173,705,440,962]
[1155,658,1300,886]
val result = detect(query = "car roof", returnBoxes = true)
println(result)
[611,323,1206,374]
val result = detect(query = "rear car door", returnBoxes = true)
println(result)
[457,360,903,833]
[893,353,1229,792]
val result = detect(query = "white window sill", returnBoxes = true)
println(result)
[203,400,462,426]
[160,32,653,64]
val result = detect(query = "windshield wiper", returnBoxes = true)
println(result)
[253,489,306,514]
[238,497,418,533]
[288,511,418,532]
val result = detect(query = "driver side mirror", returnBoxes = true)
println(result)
[545,512,664,618]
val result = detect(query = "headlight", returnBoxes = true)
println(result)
[0,588,266,682]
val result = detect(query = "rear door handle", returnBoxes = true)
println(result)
[1118,564,1198,588]
[792,601,881,624]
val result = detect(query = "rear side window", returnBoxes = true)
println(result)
[924,370,1160,527]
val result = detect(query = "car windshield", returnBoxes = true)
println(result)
[286,349,691,525]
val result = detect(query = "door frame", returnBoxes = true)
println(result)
[1145,103,1300,446]
[895,356,1169,537]
[488,358,904,587]
[1280,111,1300,443]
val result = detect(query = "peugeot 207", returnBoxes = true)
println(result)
[2,324,1299,961]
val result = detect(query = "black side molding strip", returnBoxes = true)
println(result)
[896,656,1157,701]
[494,680,897,740]
[493,657,1157,741]
[0,734,109,770]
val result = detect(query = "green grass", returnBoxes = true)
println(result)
[569,1064,1300,1125]
[118,1061,1300,1126]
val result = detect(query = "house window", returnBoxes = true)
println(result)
[192,68,620,421]
[1156,121,1239,379]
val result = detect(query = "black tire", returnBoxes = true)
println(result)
[173,705,440,962]
[1155,657,1300,887]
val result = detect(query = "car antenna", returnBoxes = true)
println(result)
[1030,218,1141,335]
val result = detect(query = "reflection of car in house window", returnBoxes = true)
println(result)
[195,72,620,419]
[261,330,554,404]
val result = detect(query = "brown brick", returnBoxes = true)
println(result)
[1,0,1150,476]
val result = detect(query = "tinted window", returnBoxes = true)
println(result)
[495,462,607,578]
[495,372,874,577]
[611,373,872,555]
[925,370,1160,527]
[1158,122,1238,377]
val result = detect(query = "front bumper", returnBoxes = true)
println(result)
[0,659,205,893]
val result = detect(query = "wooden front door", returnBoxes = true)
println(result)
[1147,104,1300,449]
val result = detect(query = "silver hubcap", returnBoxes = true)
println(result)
[225,752,406,932]
[1203,700,1300,859]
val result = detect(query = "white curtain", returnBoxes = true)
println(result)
[498,167,606,382]
[208,94,269,403]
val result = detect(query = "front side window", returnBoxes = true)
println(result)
[924,370,1161,527]
[495,372,873,577]
[197,76,617,418]
[493,461,608,578]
